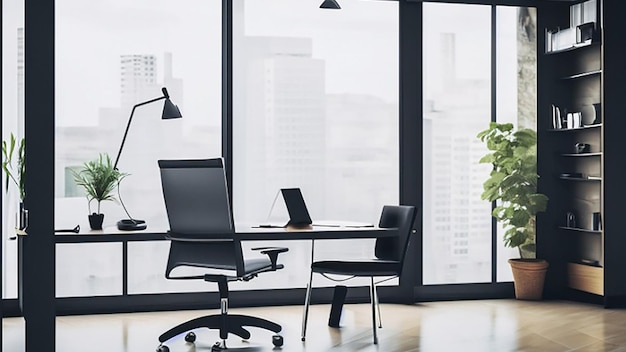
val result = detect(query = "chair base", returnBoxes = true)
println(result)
[158,313,282,343]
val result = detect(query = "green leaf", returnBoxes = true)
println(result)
[477,122,549,253]
[2,133,25,200]
[72,153,129,214]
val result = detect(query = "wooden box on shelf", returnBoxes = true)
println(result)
[567,262,603,295]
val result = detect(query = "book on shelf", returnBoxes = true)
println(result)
[582,0,597,25]
[570,2,583,28]
[545,28,553,53]
[551,104,562,129]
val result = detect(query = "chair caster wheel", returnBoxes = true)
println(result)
[272,334,284,347]
[211,342,225,351]
[185,331,196,343]
[156,344,170,352]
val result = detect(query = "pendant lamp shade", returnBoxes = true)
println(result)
[320,0,341,9]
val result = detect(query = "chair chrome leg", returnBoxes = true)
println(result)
[301,270,314,341]
[370,277,378,344]
[373,281,382,328]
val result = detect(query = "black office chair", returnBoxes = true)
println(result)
[300,205,417,344]
[156,158,288,352]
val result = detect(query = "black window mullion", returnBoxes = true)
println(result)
[222,0,233,202]
[491,5,498,284]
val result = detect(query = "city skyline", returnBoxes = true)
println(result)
[2,2,532,298]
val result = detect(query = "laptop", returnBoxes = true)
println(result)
[259,188,312,228]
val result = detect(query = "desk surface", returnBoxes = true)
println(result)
[54,225,397,244]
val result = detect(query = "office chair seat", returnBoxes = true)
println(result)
[243,258,282,274]
[171,258,278,277]
[312,260,401,277]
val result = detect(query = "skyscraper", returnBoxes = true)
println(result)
[233,36,326,222]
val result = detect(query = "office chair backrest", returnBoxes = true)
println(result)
[374,205,417,274]
[158,158,245,278]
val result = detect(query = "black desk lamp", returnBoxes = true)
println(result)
[114,87,182,231]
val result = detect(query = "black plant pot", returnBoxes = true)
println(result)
[88,213,104,230]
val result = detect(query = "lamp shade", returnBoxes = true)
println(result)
[162,98,182,120]
[320,0,341,9]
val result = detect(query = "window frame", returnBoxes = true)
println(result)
[2,0,542,319]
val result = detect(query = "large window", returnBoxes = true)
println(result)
[423,3,537,285]
[232,0,399,289]
[496,6,538,281]
[3,0,538,303]
[1,0,24,299]
[54,0,222,296]
[423,3,493,285]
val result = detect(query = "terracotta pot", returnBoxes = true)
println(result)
[508,258,549,300]
[88,213,104,230]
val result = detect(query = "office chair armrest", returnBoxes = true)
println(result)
[252,247,289,270]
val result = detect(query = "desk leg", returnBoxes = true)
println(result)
[328,285,347,328]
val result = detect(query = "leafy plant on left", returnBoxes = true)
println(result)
[2,133,25,201]
[71,153,128,215]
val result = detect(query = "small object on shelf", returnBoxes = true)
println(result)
[566,211,577,228]
[565,112,582,129]
[560,172,583,178]
[581,258,600,266]
[574,143,591,154]
[574,112,582,128]
[566,112,582,129]
[576,22,596,44]
[591,103,601,125]
[592,212,602,231]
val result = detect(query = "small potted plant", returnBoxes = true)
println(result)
[478,122,549,300]
[72,153,127,230]
[2,133,26,232]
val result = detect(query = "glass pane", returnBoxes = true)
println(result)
[2,0,24,299]
[232,0,399,289]
[128,241,212,294]
[54,0,222,235]
[496,6,537,282]
[423,3,492,285]
[56,243,122,297]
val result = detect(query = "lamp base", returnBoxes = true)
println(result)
[117,219,147,231]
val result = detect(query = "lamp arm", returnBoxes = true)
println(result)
[113,95,166,170]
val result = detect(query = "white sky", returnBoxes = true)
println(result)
[3,1,518,127]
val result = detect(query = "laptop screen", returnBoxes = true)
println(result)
[281,188,312,226]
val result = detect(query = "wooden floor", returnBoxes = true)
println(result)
[3,299,626,351]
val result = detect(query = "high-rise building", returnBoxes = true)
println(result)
[423,33,492,284]
[120,54,159,107]
[58,53,184,222]
[233,36,326,222]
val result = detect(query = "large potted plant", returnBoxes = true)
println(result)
[2,133,26,232]
[72,153,127,230]
[478,122,549,300]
